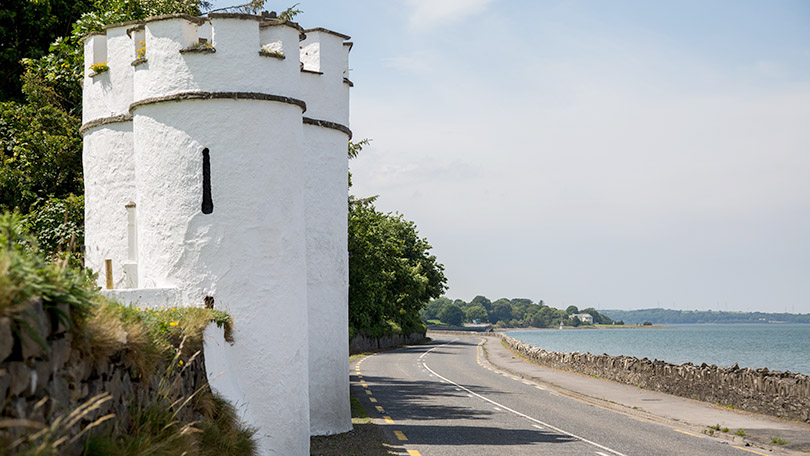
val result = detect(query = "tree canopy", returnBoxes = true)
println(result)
[348,198,446,338]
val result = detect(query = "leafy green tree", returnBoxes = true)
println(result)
[438,303,464,326]
[490,299,513,324]
[566,305,579,315]
[0,101,82,212]
[24,194,84,265]
[465,305,488,323]
[348,200,446,337]
[422,297,451,322]
[0,0,93,102]
[470,295,492,312]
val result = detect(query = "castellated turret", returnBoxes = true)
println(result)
[80,13,353,455]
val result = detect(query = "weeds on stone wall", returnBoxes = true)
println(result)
[0,212,95,342]
[1,213,253,455]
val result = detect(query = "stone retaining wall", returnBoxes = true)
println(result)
[0,299,208,454]
[498,334,810,423]
[349,332,426,354]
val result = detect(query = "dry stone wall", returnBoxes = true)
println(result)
[498,334,810,423]
[0,299,208,455]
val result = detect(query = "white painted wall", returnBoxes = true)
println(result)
[82,124,134,288]
[303,125,350,435]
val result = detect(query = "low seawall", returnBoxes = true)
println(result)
[502,334,810,423]
[427,330,810,423]
[350,332,426,354]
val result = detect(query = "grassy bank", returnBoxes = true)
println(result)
[0,214,256,455]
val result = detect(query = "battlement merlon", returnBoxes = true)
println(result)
[299,28,352,125]
[300,28,351,78]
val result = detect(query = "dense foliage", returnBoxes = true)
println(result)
[422,295,616,329]
[0,0,93,102]
[348,199,446,338]
[601,308,810,325]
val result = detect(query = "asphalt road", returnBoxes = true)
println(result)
[351,336,774,456]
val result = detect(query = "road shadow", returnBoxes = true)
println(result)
[352,375,497,421]
[393,423,578,446]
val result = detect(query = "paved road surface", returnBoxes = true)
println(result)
[352,336,789,456]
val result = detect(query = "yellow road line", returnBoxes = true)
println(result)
[407,450,422,456]
[733,447,770,456]
[522,380,533,385]
[369,397,377,403]
[375,405,385,413]
[535,385,545,390]
[365,390,372,395]
[383,416,395,424]
[361,382,368,388]
[394,430,408,441]
[673,429,706,439]
[549,391,560,397]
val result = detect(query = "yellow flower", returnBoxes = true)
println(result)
[169,321,179,326]
[178,360,184,366]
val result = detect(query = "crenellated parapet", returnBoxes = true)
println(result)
[82,13,352,134]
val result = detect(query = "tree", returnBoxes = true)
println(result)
[566,305,579,315]
[348,200,446,337]
[422,297,451,322]
[470,295,492,312]
[465,305,488,323]
[490,299,513,324]
[0,0,93,102]
[438,304,464,326]
[0,101,82,212]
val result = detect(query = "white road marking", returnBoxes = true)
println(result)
[596,452,612,456]
[532,424,544,430]
[421,341,629,456]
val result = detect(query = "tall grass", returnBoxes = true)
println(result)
[0,213,254,455]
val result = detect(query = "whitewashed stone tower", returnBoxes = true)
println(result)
[81,13,353,455]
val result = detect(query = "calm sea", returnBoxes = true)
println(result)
[506,324,810,375]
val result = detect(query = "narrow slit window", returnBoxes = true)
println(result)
[202,148,213,214]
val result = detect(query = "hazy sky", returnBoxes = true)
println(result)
[209,1,810,312]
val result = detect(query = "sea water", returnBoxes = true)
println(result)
[506,324,810,375]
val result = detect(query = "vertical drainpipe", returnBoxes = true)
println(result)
[123,201,138,288]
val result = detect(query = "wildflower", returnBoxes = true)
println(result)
[169,321,179,326]
[178,360,184,366]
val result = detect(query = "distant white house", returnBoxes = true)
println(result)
[572,313,594,324]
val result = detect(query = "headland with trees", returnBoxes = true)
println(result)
[422,296,621,329]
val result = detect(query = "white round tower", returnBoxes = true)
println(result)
[132,14,309,455]
[300,28,353,436]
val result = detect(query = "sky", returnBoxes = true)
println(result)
[208,0,810,313]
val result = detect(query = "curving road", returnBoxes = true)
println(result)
[351,335,778,456]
